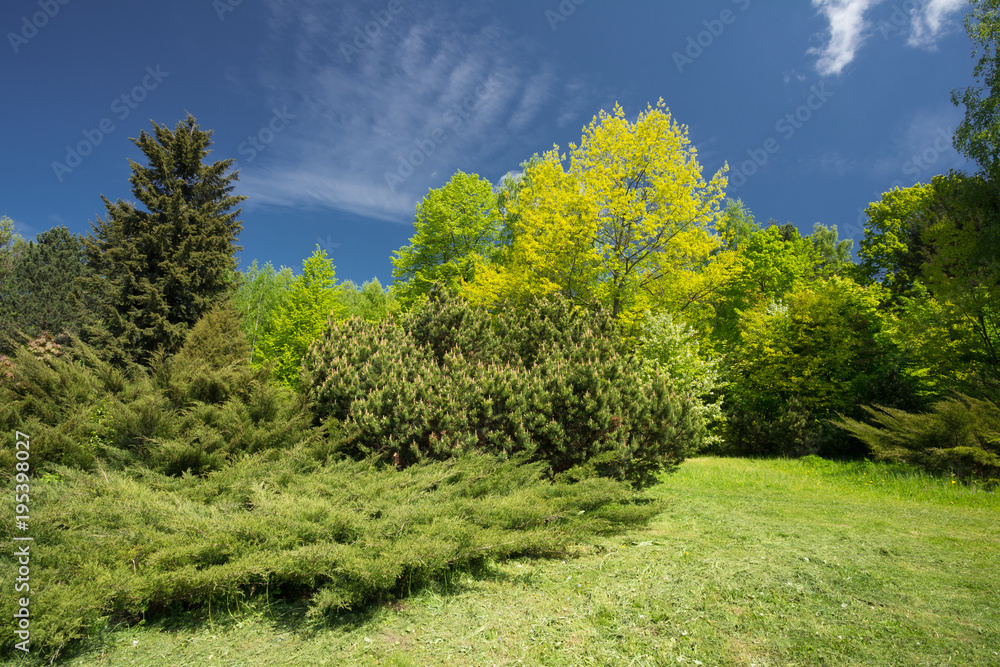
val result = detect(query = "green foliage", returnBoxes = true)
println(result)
[257,247,345,389]
[0,214,22,289]
[233,260,294,365]
[952,0,1000,178]
[337,277,398,322]
[0,452,661,660]
[0,311,319,477]
[391,171,508,309]
[464,101,729,328]
[712,222,820,348]
[303,291,701,487]
[0,225,93,352]
[834,394,1000,480]
[858,176,999,396]
[636,311,724,449]
[920,174,1000,394]
[717,198,756,251]
[809,222,853,276]
[724,277,915,457]
[856,183,935,298]
[82,114,245,369]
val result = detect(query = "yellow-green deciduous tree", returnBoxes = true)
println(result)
[465,101,729,328]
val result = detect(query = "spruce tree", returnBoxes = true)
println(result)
[0,226,92,350]
[83,115,245,367]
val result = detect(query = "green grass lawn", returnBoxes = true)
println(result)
[19,457,1000,666]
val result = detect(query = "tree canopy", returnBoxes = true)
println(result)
[464,100,729,327]
[391,171,508,308]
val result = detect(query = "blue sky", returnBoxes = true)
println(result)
[0,0,976,285]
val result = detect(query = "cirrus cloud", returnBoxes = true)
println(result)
[809,0,967,77]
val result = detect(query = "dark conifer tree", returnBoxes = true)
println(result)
[0,225,92,351]
[82,115,245,367]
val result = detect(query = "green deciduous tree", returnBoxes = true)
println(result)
[921,174,1000,392]
[725,276,912,457]
[0,215,21,289]
[233,260,295,365]
[859,175,999,395]
[391,171,508,308]
[257,247,345,389]
[82,114,245,368]
[711,221,820,348]
[810,222,854,276]
[636,311,724,449]
[856,183,935,298]
[953,0,1000,178]
[337,278,398,322]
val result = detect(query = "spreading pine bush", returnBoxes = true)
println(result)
[302,290,702,487]
[0,450,662,661]
[0,307,321,476]
[834,393,1000,480]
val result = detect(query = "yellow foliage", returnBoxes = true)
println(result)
[464,100,729,324]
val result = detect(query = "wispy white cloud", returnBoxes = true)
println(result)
[239,1,594,223]
[809,0,878,77]
[802,151,859,176]
[907,0,967,48]
[809,0,967,76]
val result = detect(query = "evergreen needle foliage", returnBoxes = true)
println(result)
[82,114,245,369]
[303,290,702,487]
[834,393,1000,480]
[0,308,319,476]
[0,452,660,661]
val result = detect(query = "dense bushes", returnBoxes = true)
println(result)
[834,394,1000,481]
[0,307,321,476]
[0,297,672,661]
[635,312,724,448]
[302,291,702,487]
[721,277,920,458]
[0,450,662,660]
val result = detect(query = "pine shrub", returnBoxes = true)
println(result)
[302,291,701,487]
[0,309,320,476]
[834,393,1000,480]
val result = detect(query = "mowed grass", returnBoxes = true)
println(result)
[23,457,1000,666]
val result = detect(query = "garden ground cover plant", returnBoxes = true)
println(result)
[22,456,998,666]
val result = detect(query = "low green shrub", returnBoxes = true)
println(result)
[834,393,1000,479]
[0,452,661,661]
[302,291,702,487]
[0,308,322,476]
